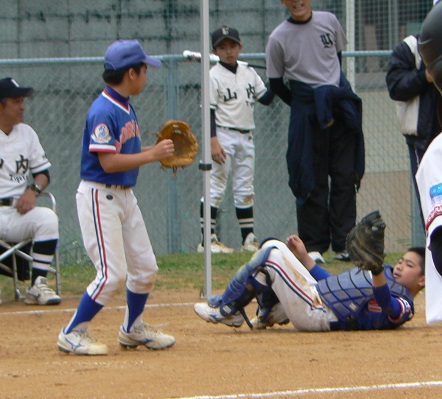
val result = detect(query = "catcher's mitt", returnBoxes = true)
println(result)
[345,210,386,275]
[156,120,198,172]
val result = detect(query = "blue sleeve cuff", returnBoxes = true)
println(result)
[310,264,332,281]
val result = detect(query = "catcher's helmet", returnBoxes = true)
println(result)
[418,1,442,92]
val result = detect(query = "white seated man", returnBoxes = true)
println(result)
[0,77,61,305]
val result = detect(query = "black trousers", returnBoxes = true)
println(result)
[406,140,426,231]
[297,121,357,254]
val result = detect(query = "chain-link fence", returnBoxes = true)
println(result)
[0,0,435,264]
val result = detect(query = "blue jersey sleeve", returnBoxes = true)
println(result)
[373,284,412,322]
[87,108,118,154]
[352,284,414,330]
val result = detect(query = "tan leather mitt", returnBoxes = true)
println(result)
[156,120,198,172]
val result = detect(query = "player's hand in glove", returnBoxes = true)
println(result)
[156,120,198,172]
[345,210,386,275]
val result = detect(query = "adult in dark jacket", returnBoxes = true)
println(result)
[386,33,441,228]
[265,0,364,263]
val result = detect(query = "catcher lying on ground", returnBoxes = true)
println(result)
[194,211,425,331]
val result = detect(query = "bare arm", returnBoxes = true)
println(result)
[15,173,50,215]
[98,139,174,172]
[285,234,316,270]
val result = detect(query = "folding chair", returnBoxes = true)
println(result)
[0,192,61,301]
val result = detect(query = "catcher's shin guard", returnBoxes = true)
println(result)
[211,247,274,323]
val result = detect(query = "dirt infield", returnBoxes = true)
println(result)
[1,288,442,399]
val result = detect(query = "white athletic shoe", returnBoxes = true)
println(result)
[24,276,61,305]
[194,302,244,327]
[241,232,259,253]
[250,303,290,330]
[334,251,351,261]
[197,234,234,254]
[308,251,325,264]
[119,323,176,350]
[57,328,108,355]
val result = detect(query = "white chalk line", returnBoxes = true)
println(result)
[0,301,194,316]
[170,381,442,399]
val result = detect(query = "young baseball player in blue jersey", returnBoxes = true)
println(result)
[194,229,425,332]
[57,40,176,355]
[198,26,274,254]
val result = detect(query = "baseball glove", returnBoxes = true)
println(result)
[345,210,386,275]
[156,120,198,172]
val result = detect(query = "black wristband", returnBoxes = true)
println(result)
[27,183,42,196]
[371,265,384,276]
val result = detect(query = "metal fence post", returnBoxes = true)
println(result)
[165,59,181,253]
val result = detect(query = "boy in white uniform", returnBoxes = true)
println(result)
[198,26,274,253]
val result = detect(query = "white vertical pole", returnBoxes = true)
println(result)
[346,0,356,90]
[200,0,212,298]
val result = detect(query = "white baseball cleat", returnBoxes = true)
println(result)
[194,302,244,327]
[197,234,234,254]
[250,302,290,329]
[57,328,108,355]
[241,232,259,253]
[334,250,351,261]
[24,276,61,305]
[119,323,176,350]
[308,251,325,264]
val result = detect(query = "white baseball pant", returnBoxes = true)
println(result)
[258,239,338,331]
[76,180,158,306]
[208,126,255,208]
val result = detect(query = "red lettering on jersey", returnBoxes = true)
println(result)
[368,299,381,313]
[426,205,442,232]
[115,121,140,153]
[120,121,140,144]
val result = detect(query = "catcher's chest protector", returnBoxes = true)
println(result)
[316,266,414,323]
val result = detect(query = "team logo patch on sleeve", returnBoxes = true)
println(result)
[92,123,111,144]
[430,183,442,206]
[426,183,442,231]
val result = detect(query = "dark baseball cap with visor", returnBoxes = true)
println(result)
[211,26,241,48]
[104,39,162,71]
[0,78,33,99]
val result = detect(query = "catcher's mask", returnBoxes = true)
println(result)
[418,1,442,92]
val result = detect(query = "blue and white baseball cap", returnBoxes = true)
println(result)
[104,40,161,71]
